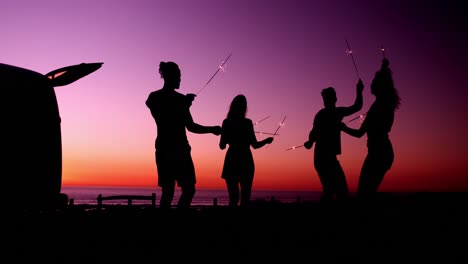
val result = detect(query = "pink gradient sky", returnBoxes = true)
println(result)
[2,0,467,191]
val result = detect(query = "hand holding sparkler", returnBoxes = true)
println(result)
[186,93,196,106]
[286,131,313,151]
[256,136,274,149]
[254,123,274,148]
[264,137,274,145]
[303,141,313,149]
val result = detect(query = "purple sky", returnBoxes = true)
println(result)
[2,0,467,191]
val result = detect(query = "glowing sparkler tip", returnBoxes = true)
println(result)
[286,144,304,151]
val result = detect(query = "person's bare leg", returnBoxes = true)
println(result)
[178,184,195,210]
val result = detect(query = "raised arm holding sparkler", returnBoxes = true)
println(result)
[346,45,386,124]
[340,56,401,201]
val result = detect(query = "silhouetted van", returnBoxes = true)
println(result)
[2,62,103,210]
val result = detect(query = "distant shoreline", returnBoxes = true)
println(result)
[61,186,468,208]
[61,186,325,206]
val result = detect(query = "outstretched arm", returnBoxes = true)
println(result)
[186,93,196,107]
[187,123,221,134]
[219,120,227,150]
[185,95,222,135]
[186,111,222,135]
[252,137,274,149]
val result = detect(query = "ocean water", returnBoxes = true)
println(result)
[62,186,321,206]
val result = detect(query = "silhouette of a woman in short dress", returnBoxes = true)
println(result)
[219,94,273,207]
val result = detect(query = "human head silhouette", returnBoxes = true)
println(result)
[159,61,181,89]
[321,87,337,108]
[227,94,248,119]
[371,58,401,110]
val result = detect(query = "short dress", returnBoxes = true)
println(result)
[220,118,256,181]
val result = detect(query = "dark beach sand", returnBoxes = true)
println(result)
[9,192,468,262]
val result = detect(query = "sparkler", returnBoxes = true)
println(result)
[273,115,287,136]
[380,45,386,58]
[253,115,271,126]
[345,39,360,79]
[347,113,366,123]
[196,53,232,96]
[255,131,279,136]
[263,115,286,149]
[286,145,304,151]
[253,116,275,135]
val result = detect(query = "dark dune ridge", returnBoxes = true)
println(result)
[9,192,468,262]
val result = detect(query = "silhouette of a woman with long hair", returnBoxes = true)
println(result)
[341,58,401,201]
[146,61,222,210]
[219,94,273,207]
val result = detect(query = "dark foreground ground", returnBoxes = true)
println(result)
[8,192,468,263]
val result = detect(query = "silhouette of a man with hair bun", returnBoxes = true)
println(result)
[146,61,222,210]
